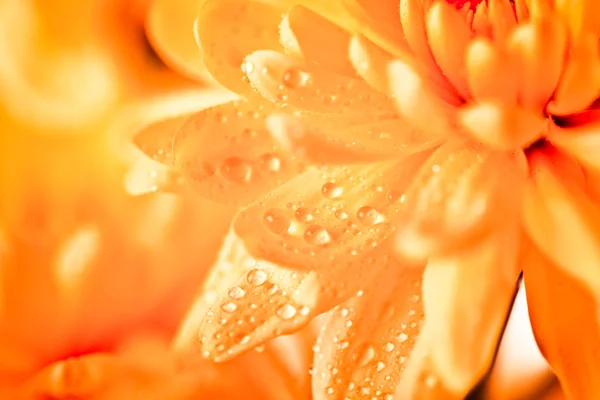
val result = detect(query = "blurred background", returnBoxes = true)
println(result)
[0,0,565,398]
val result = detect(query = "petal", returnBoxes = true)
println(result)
[394,139,526,261]
[124,155,185,196]
[312,260,425,400]
[233,151,432,271]
[549,119,600,172]
[172,100,305,206]
[523,151,600,297]
[426,1,473,100]
[459,102,546,149]
[465,38,519,105]
[523,245,600,400]
[174,230,386,361]
[554,0,600,38]
[244,50,397,121]
[280,5,355,75]
[146,0,210,81]
[266,113,441,165]
[194,0,285,95]
[505,12,568,113]
[487,0,518,41]
[422,226,521,395]
[388,59,460,138]
[547,35,600,116]
[133,115,188,166]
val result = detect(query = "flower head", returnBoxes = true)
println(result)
[144,0,600,398]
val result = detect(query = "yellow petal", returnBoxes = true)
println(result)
[523,245,600,400]
[233,152,431,271]
[422,226,521,395]
[506,13,568,113]
[523,151,600,297]
[465,38,518,104]
[394,139,526,261]
[244,50,397,121]
[266,113,441,164]
[174,231,386,361]
[459,102,546,149]
[549,119,600,171]
[312,260,425,399]
[146,0,211,81]
[194,0,285,95]
[280,5,355,75]
[426,1,473,100]
[172,100,305,206]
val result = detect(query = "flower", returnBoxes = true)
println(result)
[0,0,314,398]
[142,0,600,399]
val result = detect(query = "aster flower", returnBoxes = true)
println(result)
[140,0,600,399]
[0,0,313,398]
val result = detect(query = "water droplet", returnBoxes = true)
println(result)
[357,345,376,367]
[397,333,408,343]
[295,207,313,222]
[259,153,281,172]
[376,361,386,372]
[299,306,310,316]
[221,157,253,183]
[247,269,267,286]
[263,208,291,235]
[304,224,332,246]
[326,387,335,395]
[356,206,385,226]
[221,302,237,313]
[228,287,245,299]
[384,342,395,352]
[322,182,343,199]
[282,67,308,88]
[335,209,349,220]
[242,58,255,73]
[277,304,297,320]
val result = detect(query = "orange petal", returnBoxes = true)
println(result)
[554,0,600,38]
[549,119,600,171]
[266,114,441,164]
[244,50,397,121]
[388,59,460,138]
[394,139,526,261]
[194,0,285,95]
[523,245,600,400]
[133,115,188,166]
[523,151,600,297]
[487,0,517,41]
[422,226,521,394]
[547,35,600,116]
[124,155,185,196]
[174,231,385,361]
[312,260,425,399]
[426,1,473,100]
[465,38,518,105]
[234,151,431,271]
[146,0,211,81]
[280,5,355,76]
[172,100,305,205]
[505,13,568,113]
[459,102,546,149]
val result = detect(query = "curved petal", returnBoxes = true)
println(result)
[233,151,432,271]
[173,100,305,205]
[280,5,355,75]
[312,260,425,400]
[523,245,600,400]
[146,0,211,81]
[549,119,600,171]
[422,225,521,395]
[523,151,600,297]
[266,113,441,165]
[173,230,387,361]
[194,0,286,95]
[133,115,188,166]
[394,139,526,261]
[244,50,397,121]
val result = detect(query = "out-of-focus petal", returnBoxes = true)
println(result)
[549,119,600,171]
[312,260,424,400]
[233,151,431,271]
[194,0,286,95]
[394,139,526,261]
[266,113,440,165]
[172,100,305,206]
[524,245,600,400]
[523,150,600,297]
[244,50,397,121]
[422,225,521,395]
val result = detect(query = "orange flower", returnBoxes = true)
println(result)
[0,0,313,398]
[141,0,600,399]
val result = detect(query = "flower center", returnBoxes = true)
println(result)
[445,0,485,10]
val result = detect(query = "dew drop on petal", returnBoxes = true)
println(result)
[221,302,237,313]
[282,67,309,89]
[228,287,246,299]
[303,224,332,246]
[357,345,376,367]
[247,269,268,286]
[258,153,281,172]
[356,206,385,226]
[277,304,297,320]
[263,208,291,235]
[220,157,253,183]
[321,182,343,199]
[295,207,314,222]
